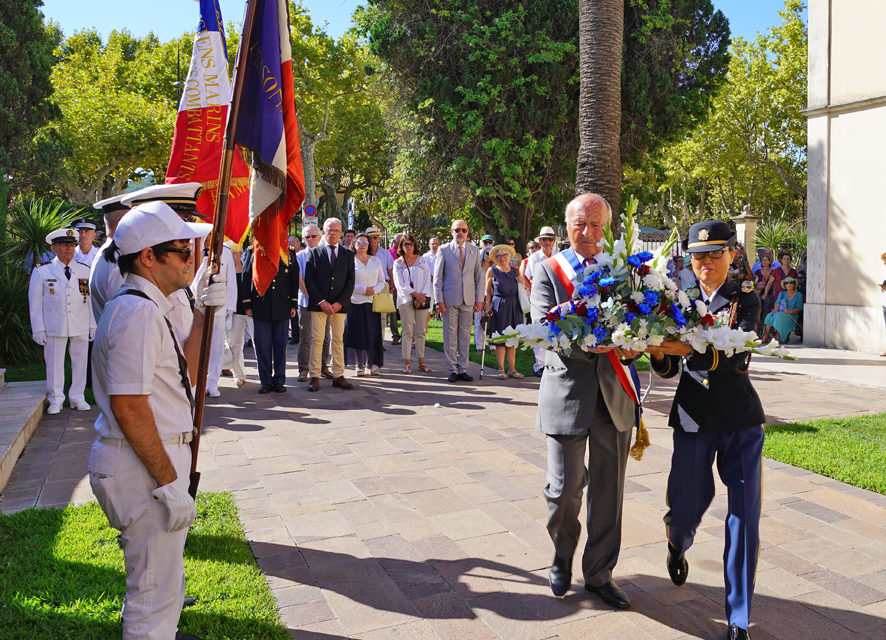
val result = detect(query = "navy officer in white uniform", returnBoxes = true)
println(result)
[88,200,220,640]
[74,218,101,266]
[28,228,96,414]
[89,194,129,321]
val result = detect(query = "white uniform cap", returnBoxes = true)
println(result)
[93,194,128,213]
[115,201,211,256]
[120,182,207,218]
[46,228,78,245]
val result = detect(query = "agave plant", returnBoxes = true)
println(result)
[2,197,86,274]
[754,219,791,256]
[0,253,42,365]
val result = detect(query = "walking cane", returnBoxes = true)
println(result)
[479,311,491,379]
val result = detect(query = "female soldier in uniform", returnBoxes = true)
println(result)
[647,220,765,640]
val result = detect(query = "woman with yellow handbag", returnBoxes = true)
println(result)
[344,233,387,375]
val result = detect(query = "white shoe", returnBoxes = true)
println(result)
[207,388,221,398]
[370,366,380,376]
[47,404,61,415]
[73,401,91,411]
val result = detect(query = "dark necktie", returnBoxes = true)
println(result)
[583,257,596,267]
[330,246,337,266]
[64,265,71,280]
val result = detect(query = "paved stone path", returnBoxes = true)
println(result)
[2,341,886,640]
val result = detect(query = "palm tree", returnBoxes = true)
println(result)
[576,0,624,217]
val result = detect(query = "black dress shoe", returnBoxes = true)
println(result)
[549,555,572,598]
[258,385,272,394]
[447,372,458,383]
[272,384,286,393]
[585,580,630,609]
[727,624,750,640]
[332,376,354,389]
[182,596,196,608]
[667,543,688,586]
[457,371,473,382]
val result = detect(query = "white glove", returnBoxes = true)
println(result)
[193,257,228,309]
[151,482,196,532]
[32,331,46,346]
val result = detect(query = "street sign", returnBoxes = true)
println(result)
[304,204,317,217]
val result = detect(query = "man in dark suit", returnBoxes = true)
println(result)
[647,220,765,640]
[304,217,355,391]
[531,194,638,609]
[242,242,299,393]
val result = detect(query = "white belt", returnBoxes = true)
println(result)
[99,431,193,446]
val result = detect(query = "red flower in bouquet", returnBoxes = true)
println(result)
[700,314,715,327]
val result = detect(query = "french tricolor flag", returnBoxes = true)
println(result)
[165,0,251,245]
[233,0,305,295]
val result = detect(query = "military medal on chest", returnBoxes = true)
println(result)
[79,278,89,303]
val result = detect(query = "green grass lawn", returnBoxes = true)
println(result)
[422,318,650,377]
[764,413,886,495]
[0,492,287,640]
[4,356,95,405]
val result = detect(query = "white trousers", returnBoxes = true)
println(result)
[88,440,191,640]
[45,334,87,406]
[223,313,248,380]
[206,314,226,393]
[534,347,546,373]
[398,303,430,360]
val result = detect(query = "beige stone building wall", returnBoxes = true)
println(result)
[805,0,886,353]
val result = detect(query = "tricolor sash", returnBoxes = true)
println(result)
[546,250,643,420]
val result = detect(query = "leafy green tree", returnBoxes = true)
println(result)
[358,0,729,247]
[45,29,179,203]
[0,0,59,234]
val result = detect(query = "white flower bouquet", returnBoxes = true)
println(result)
[490,197,795,361]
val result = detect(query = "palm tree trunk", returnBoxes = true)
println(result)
[576,0,624,217]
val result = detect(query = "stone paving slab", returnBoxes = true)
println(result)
[1,340,886,639]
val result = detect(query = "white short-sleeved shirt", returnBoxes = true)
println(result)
[89,239,125,321]
[351,255,386,304]
[423,251,438,276]
[92,273,193,441]
[525,248,557,279]
[393,258,432,307]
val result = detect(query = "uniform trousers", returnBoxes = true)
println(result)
[442,304,473,373]
[252,318,288,386]
[544,393,631,587]
[205,314,226,393]
[533,347,546,374]
[45,334,88,406]
[310,311,346,378]
[88,440,191,640]
[223,313,248,380]
[297,305,329,374]
[398,303,430,360]
[665,426,764,630]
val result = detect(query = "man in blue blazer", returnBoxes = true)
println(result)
[304,217,355,391]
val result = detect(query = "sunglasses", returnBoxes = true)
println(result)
[452,228,468,233]
[305,234,320,239]
[483,239,493,244]
[507,241,515,245]
[355,240,369,246]
[402,242,414,247]
[690,249,727,260]
[164,247,193,260]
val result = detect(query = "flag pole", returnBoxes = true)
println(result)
[188,0,260,499]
